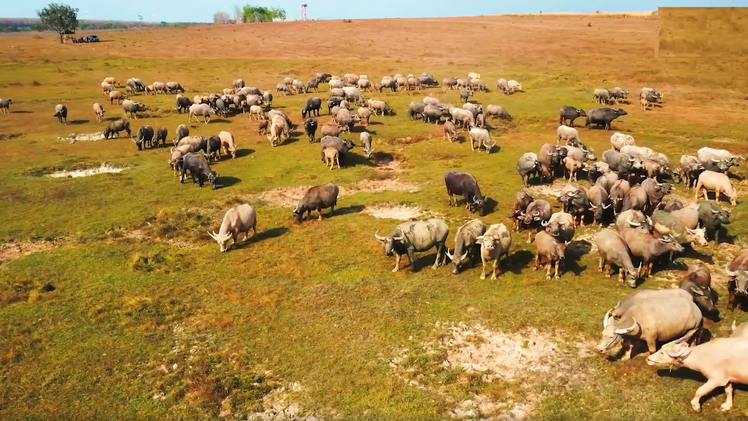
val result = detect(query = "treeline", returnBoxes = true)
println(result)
[0,18,203,33]
[213,4,287,24]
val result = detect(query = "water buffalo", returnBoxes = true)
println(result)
[559,105,587,127]
[446,219,487,275]
[697,201,731,244]
[304,118,318,142]
[133,125,154,150]
[510,191,534,231]
[695,171,738,206]
[476,223,512,280]
[599,293,701,360]
[517,152,541,186]
[208,204,256,252]
[445,171,487,215]
[534,231,568,280]
[103,119,131,139]
[596,229,640,287]
[375,219,450,272]
[53,104,67,124]
[293,182,339,222]
[180,153,219,189]
[647,339,748,413]
[302,97,322,118]
[621,229,683,278]
[585,108,628,130]
[726,250,748,311]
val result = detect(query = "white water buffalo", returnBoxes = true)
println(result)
[375,219,449,273]
[697,147,743,173]
[533,231,568,280]
[189,103,214,123]
[469,128,495,154]
[208,204,257,252]
[610,132,635,150]
[599,293,702,361]
[694,171,738,206]
[476,223,512,280]
[647,339,748,413]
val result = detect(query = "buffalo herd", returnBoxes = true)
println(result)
[26,70,748,414]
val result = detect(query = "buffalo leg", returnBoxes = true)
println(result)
[721,383,734,411]
[392,253,401,272]
[432,245,442,270]
[727,284,736,311]
[554,259,560,279]
[691,379,726,413]
[318,208,323,221]
[491,258,500,280]
[598,256,604,273]
[407,250,416,271]
[480,256,487,280]
[533,253,540,270]
[545,262,552,280]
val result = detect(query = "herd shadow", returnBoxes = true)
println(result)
[233,148,255,158]
[334,205,365,216]
[68,119,89,125]
[12,110,33,114]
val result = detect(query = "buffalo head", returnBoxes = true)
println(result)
[374,230,404,256]
[726,265,748,296]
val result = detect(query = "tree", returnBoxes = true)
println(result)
[242,5,286,23]
[232,5,243,23]
[213,11,230,24]
[37,3,79,43]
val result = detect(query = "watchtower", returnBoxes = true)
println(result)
[301,3,308,21]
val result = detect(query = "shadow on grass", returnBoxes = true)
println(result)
[234,148,255,158]
[69,119,89,125]
[209,118,231,124]
[217,176,241,189]
[507,250,535,274]
[334,205,365,216]
[344,153,377,168]
[233,227,290,250]
[12,110,33,114]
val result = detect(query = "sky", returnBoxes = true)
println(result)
[3,0,748,22]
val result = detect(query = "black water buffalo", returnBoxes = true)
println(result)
[206,136,222,162]
[698,201,731,244]
[154,127,168,146]
[293,182,339,222]
[180,152,219,189]
[559,105,587,127]
[175,96,192,113]
[327,96,344,114]
[103,119,131,139]
[444,171,487,216]
[304,118,318,142]
[302,97,322,118]
[134,125,154,150]
[585,108,628,130]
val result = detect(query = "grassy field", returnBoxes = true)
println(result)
[2,12,748,420]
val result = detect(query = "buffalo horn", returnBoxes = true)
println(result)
[626,216,641,227]
[614,317,638,335]
[374,230,386,241]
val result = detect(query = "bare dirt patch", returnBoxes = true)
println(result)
[116,229,199,250]
[247,382,324,421]
[391,321,593,421]
[525,183,563,200]
[58,132,106,143]
[47,163,128,178]
[363,205,423,221]
[0,240,58,263]
[257,180,420,208]
[369,152,408,172]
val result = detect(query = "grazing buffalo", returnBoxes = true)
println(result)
[293,182,339,222]
[599,292,701,361]
[647,339,748,413]
[510,191,534,231]
[302,97,322,118]
[444,171,487,216]
[103,119,131,139]
[53,104,68,124]
[375,219,450,272]
[208,204,257,252]
[517,152,541,186]
[596,229,640,287]
[697,201,730,244]
[180,153,219,189]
